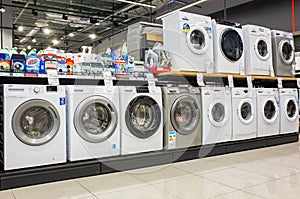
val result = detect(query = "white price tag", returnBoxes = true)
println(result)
[197,73,205,87]
[103,71,113,87]
[228,75,234,88]
[297,78,300,88]
[277,77,283,88]
[12,73,24,77]
[146,73,155,87]
[47,69,59,85]
[247,76,253,88]
[0,72,10,76]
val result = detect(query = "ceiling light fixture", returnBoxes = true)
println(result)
[27,45,32,50]
[20,38,26,43]
[18,26,24,32]
[32,38,36,43]
[62,14,68,20]
[156,0,207,20]
[52,39,59,45]
[0,6,5,13]
[116,0,156,8]
[89,34,97,39]
[68,32,75,37]
[43,28,51,34]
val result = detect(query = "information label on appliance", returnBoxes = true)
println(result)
[247,76,253,88]
[146,73,156,87]
[297,78,300,88]
[168,131,176,149]
[228,75,234,87]
[277,77,283,89]
[47,69,59,85]
[197,73,205,87]
[103,71,113,87]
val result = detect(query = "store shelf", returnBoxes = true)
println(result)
[0,132,298,190]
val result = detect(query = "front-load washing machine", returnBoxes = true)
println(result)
[242,24,273,76]
[256,88,280,137]
[162,11,214,72]
[66,85,120,161]
[279,89,299,134]
[119,86,163,155]
[162,86,201,149]
[271,30,295,76]
[201,87,231,145]
[231,88,257,141]
[212,19,244,74]
[2,84,66,170]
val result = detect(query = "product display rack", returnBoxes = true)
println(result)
[0,72,298,190]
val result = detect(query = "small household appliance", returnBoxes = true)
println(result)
[231,88,257,141]
[279,89,299,134]
[119,86,163,155]
[256,88,280,137]
[162,86,201,149]
[162,11,214,72]
[242,24,273,76]
[271,30,295,76]
[212,19,244,74]
[201,87,231,145]
[66,85,120,161]
[2,84,66,170]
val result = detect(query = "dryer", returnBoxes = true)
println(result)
[162,11,214,72]
[212,19,244,74]
[201,87,231,145]
[162,86,201,149]
[2,84,66,170]
[231,88,257,141]
[119,86,163,155]
[242,24,273,76]
[279,89,299,134]
[271,30,295,77]
[256,88,280,137]
[66,85,120,161]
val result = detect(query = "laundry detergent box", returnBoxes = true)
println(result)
[57,56,67,75]
[113,60,128,77]
[26,54,40,74]
[11,54,26,73]
[0,53,10,72]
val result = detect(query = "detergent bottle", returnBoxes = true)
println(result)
[11,47,26,73]
[0,47,10,72]
[25,49,40,74]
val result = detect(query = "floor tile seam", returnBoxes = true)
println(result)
[241,188,267,199]
[199,175,244,190]
[74,180,99,198]
[206,189,245,199]
[171,163,233,176]
[262,159,300,170]
[10,190,17,199]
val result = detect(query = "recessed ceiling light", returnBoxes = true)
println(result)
[0,6,5,13]
[52,39,59,45]
[68,32,75,37]
[18,26,24,32]
[43,28,51,35]
[32,38,36,43]
[27,45,32,50]
[89,34,96,39]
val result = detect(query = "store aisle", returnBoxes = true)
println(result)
[1,142,300,199]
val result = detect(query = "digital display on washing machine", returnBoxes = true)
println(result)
[190,30,205,50]
[211,103,225,123]
[282,42,293,61]
[241,102,252,120]
[257,40,268,57]
[264,100,276,120]
[81,103,112,134]
[21,106,53,138]
[287,100,296,118]
[221,29,243,61]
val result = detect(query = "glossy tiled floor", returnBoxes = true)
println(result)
[2,142,300,199]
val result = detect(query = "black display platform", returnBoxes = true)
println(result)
[0,132,298,190]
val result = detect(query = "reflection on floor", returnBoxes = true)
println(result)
[1,142,300,199]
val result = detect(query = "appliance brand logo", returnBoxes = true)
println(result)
[182,16,189,21]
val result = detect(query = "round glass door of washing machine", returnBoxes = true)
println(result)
[255,38,270,61]
[285,98,298,121]
[262,99,278,123]
[74,96,118,143]
[187,27,209,54]
[221,28,243,61]
[12,99,60,146]
[238,100,254,124]
[208,100,227,127]
[170,95,200,135]
[279,40,294,65]
[125,96,161,139]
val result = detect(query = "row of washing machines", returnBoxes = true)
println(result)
[1,84,298,171]
[163,11,295,77]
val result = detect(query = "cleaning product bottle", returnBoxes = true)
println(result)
[25,48,40,74]
[65,53,74,75]
[38,50,46,74]
[11,47,26,73]
[81,46,91,75]
[57,50,67,75]
[0,47,11,72]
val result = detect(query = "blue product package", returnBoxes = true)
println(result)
[26,55,40,74]
[11,54,26,73]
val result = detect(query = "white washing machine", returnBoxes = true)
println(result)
[162,86,201,149]
[242,24,273,76]
[201,87,231,145]
[119,86,163,155]
[231,88,257,141]
[162,11,214,72]
[271,30,295,77]
[66,85,120,161]
[279,89,299,134]
[2,84,66,170]
[212,19,244,74]
[256,88,280,137]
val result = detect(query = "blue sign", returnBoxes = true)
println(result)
[60,97,66,105]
